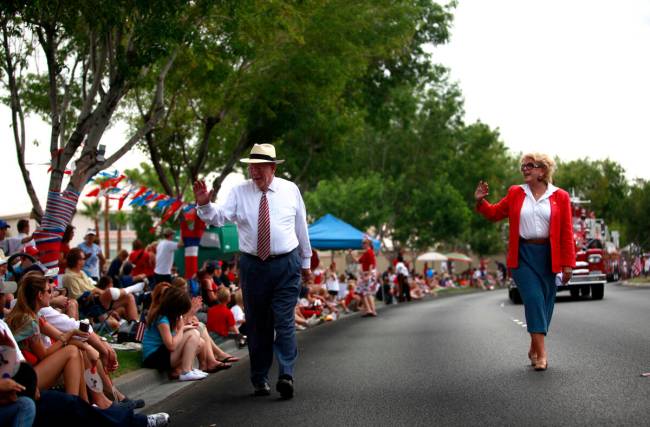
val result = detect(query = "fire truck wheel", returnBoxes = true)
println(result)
[591,283,604,300]
[509,289,522,304]
[580,286,591,298]
[569,287,580,299]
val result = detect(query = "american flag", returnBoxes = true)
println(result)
[134,313,146,342]
[632,257,643,277]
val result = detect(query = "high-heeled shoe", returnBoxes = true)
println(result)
[528,351,537,367]
[534,358,548,371]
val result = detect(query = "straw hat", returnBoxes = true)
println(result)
[240,144,285,164]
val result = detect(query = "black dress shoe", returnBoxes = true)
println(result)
[253,382,271,396]
[276,376,294,399]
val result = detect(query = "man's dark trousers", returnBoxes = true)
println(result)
[239,248,301,385]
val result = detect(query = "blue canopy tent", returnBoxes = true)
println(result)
[308,214,380,250]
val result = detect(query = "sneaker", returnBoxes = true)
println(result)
[147,412,170,427]
[191,369,209,378]
[296,324,307,331]
[179,370,207,381]
[306,315,320,327]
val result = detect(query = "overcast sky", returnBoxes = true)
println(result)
[2,0,650,216]
[433,0,650,180]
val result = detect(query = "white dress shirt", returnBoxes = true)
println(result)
[197,177,312,269]
[519,184,559,239]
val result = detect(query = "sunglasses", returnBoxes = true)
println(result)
[520,162,542,171]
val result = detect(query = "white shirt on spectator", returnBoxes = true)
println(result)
[396,262,409,277]
[38,306,93,334]
[325,274,339,293]
[519,184,558,239]
[197,177,312,269]
[0,319,25,363]
[231,305,245,326]
[155,239,179,275]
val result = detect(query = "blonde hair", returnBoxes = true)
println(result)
[217,286,230,304]
[521,152,556,184]
[234,289,244,306]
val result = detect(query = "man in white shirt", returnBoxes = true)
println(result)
[154,229,182,287]
[193,143,311,399]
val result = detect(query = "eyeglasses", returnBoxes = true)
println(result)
[520,162,542,171]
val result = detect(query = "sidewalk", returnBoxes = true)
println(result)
[116,286,484,411]
[618,279,650,288]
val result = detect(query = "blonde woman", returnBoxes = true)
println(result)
[475,152,575,371]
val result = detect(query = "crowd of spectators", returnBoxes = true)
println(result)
[0,217,503,426]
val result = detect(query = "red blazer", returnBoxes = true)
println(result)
[476,185,576,273]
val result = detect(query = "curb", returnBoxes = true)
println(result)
[117,287,485,411]
[114,339,241,411]
[618,280,650,288]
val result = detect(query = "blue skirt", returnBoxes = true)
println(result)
[511,242,556,335]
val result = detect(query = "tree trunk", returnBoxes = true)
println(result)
[117,226,122,253]
[104,195,110,258]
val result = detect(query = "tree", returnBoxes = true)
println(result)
[0,1,216,222]
[79,200,101,239]
[130,206,157,246]
[554,158,629,224]
[125,0,458,199]
[111,211,129,253]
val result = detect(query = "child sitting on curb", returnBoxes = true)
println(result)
[206,287,246,348]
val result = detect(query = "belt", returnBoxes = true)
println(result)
[243,251,292,262]
[519,237,549,245]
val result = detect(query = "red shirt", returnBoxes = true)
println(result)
[476,185,575,273]
[359,249,376,272]
[207,303,235,337]
[129,249,154,277]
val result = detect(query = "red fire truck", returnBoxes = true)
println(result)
[508,195,620,303]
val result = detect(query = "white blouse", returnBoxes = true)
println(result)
[518,184,558,239]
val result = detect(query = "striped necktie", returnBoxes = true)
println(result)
[257,191,271,260]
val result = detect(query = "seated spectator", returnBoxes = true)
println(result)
[0,320,169,427]
[341,281,361,313]
[230,289,246,336]
[0,257,16,319]
[107,250,129,287]
[63,249,138,325]
[173,279,238,369]
[210,262,225,287]
[0,375,36,427]
[118,262,137,288]
[197,269,218,307]
[206,288,243,345]
[409,276,424,300]
[37,299,144,409]
[5,272,88,400]
[142,286,209,381]
[325,264,340,301]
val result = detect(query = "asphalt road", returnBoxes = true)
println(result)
[146,284,650,426]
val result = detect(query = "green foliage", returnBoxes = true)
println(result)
[79,200,101,222]
[618,179,650,248]
[554,158,629,224]
[304,173,394,233]
[129,206,157,246]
